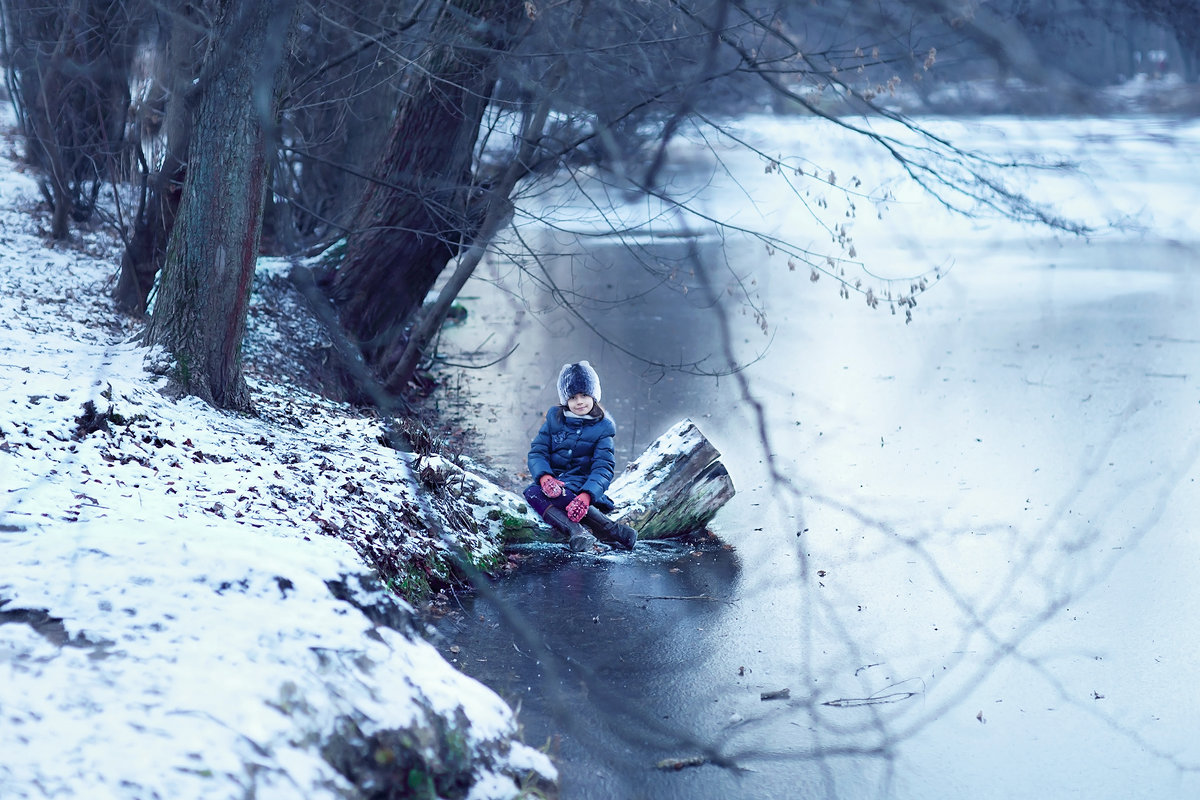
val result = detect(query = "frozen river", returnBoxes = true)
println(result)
[433,116,1200,799]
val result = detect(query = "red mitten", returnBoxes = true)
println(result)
[566,492,591,523]
[539,474,565,498]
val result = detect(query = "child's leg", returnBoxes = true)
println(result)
[526,484,635,550]
[580,505,637,550]
[523,484,596,551]
[522,483,556,516]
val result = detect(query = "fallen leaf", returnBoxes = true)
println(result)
[655,755,707,771]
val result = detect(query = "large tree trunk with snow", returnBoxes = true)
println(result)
[146,0,296,410]
[421,420,736,545]
[322,0,526,391]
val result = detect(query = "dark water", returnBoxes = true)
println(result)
[439,543,734,796]
[434,541,861,800]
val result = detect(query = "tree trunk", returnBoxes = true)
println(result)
[114,5,201,315]
[113,160,185,315]
[146,0,296,410]
[324,0,526,384]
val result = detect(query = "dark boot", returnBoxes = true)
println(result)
[582,506,637,550]
[543,505,597,552]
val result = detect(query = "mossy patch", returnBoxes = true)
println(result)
[322,710,477,800]
[500,512,528,531]
[387,562,432,602]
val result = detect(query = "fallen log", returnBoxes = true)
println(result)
[419,419,735,545]
[606,419,736,540]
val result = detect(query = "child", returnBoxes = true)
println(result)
[523,361,638,551]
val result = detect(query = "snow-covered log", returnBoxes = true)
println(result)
[425,419,734,544]
[606,419,736,539]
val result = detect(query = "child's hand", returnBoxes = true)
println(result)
[566,492,591,522]
[539,474,565,498]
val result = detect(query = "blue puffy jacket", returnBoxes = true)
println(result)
[527,407,617,507]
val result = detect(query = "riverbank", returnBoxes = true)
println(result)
[0,137,556,797]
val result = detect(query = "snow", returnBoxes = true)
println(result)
[4,523,497,797]
[0,129,554,796]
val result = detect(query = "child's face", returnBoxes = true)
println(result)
[567,393,594,415]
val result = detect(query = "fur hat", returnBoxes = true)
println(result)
[557,361,601,404]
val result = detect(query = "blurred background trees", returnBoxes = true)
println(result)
[2,0,141,239]
[0,0,1195,409]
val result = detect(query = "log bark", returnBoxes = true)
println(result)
[420,419,734,545]
[606,419,736,540]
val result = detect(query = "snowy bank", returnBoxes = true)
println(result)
[2,522,553,798]
[0,140,554,796]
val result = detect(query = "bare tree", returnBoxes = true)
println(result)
[8,0,1167,411]
[113,0,408,313]
[1,0,140,239]
[320,0,529,389]
[311,0,1094,399]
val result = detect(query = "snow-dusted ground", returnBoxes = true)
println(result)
[0,136,554,796]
